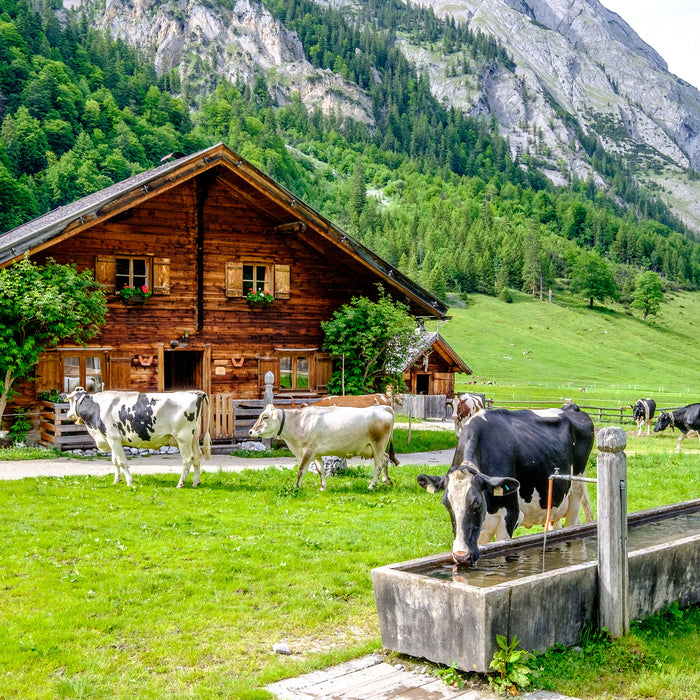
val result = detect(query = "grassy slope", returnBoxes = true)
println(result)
[436,289,700,405]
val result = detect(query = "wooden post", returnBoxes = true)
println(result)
[262,371,274,449]
[596,426,629,637]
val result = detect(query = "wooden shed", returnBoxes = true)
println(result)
[400,331,472,397]
[0,143,448,441]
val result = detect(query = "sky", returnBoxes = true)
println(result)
[600,0,700,89]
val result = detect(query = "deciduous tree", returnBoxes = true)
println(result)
[630,270,664,320]
[321,287,415,394]
[0,257,107,424]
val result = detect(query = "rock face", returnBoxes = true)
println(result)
[412,0,700,232]
[91,0,374,125]
[73,0,700,234]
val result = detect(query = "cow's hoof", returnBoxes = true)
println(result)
[176,482,185,489]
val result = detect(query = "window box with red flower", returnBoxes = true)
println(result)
[118,285,152,305]
[245,288,274,308]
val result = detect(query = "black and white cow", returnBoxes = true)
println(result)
[417,404,594,565]
[64,387,212,487]
[653,403,700,452]
[631,398,656,437]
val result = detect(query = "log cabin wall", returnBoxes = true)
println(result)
[28,170,386,402]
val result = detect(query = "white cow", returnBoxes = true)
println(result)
[249,404,395,490]
[65,387,211,487]
[451,393,485,436]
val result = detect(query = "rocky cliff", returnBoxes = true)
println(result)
[72,0,700,234]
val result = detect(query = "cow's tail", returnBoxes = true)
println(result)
[201,393,212,460]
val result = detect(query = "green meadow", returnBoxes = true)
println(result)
[1,290,699,699]
[438,289,699,407]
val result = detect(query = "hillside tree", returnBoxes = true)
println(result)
[570,250,617,309]
[0,256,108,425]
[321,287,416,394]
[630,270,664,320]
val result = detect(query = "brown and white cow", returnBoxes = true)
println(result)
[451,393,485,436]
[249,403,395,490]
[305,394,399,465]
[64,387,211,487]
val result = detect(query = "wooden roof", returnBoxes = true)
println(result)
[0,143,448,318]
[401,331,472,374]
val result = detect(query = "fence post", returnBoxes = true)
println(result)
[597,426,629,638]
[263,371,274,448]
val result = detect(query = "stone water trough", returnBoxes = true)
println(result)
[372,498,700,673]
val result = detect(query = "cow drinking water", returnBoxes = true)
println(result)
[417,404,594,565]
[653,403,700,452]
[249,403,395,490]
[64,387,211,487]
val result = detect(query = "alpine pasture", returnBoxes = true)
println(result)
[1,290,699,699]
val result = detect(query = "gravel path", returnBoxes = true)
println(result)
[0,447,454,482]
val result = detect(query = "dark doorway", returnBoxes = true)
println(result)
[164,351,202,391]
[415,374,430,395]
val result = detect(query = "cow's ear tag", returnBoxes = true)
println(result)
[493,487,504,497]
[426,484,437,494]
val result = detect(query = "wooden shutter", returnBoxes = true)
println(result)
[34,352,61,395]
[225,262,243,298]
[314,353,333,394]
[152,258,170,295]
[95,255,115,293]
[109,355,132,390]
[274,264,290,299]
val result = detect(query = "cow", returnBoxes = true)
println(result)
[417,404,594,566]
[304,394,399,465]
[64,387,211,488]
[631,398,656,437]
[450,393,485,436]
[653,403,700,452]
[248,403,395,490]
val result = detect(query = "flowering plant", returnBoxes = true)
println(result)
[245,288,274,306]
[118,285,152,301]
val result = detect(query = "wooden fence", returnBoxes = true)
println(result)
[39,401,93,450]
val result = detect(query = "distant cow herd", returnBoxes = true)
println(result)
[63,385,698,566]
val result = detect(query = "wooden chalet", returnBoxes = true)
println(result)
[0,143,449,442]
[400,331,471,397]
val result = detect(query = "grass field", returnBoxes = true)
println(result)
[2,290,699,698]
[437,289,700,408]
[0,432,698,699]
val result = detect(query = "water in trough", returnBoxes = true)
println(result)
[415,512,700,587]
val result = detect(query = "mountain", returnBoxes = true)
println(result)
[75,0,700,238]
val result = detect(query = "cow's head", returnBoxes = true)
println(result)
[654,411,673,433]
[65,386,87,424]
[249,404,282,439]
[417,461,519,566]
